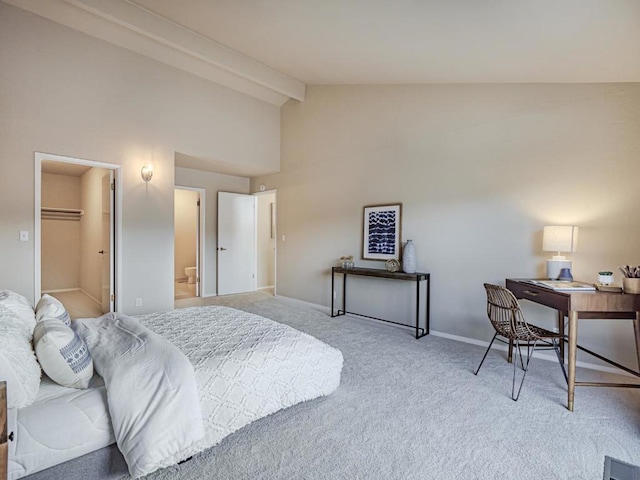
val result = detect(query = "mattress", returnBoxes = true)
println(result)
[135,305,343,469]
[8,374,114,480]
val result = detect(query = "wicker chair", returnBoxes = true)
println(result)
[474,283,567,401]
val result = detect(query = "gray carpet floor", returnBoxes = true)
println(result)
[27,292,640,480]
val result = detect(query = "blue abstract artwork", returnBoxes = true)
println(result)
[367,210,396,255]
[363,204,401,260]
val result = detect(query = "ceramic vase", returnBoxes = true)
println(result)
[402,240,416,274]
[558,268,573,281]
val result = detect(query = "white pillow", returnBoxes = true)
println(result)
[33,319,93,389]
[35,294,71,327]
[0,289,36,337]
[0,305,41,408]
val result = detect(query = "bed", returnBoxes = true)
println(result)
[4,300,343,479]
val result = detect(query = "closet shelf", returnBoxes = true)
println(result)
[41,207,84,221]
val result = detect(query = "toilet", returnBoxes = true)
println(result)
[185,267,197,284]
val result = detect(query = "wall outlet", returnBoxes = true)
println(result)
[135,298,142,307]
[19,230,28,242]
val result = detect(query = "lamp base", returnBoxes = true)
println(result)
[547,259,572,280]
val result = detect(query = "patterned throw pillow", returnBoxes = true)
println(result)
[35,294,71,327]
[33,318,93,389]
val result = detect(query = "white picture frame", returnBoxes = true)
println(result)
[362,203,402,261]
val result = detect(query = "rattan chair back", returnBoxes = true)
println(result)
[484,283,538,342]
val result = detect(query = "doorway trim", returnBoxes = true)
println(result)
[174,185,206,298]
[34,152,122,311]
[253,189,277,296]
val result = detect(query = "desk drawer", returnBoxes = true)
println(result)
[506,280,570,311]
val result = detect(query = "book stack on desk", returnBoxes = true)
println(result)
[528,280,596,291]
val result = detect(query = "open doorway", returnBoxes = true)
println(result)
[35,153,120,319]
[255,191,276,295]
[174,187,205,301]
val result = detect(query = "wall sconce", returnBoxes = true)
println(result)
[542,225,579,279]
[141,164,153,183]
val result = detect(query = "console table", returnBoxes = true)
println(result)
[331,266,430,339]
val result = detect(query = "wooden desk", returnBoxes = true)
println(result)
[506,279,640,411]
[331,267,430,339]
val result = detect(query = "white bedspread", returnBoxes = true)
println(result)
[135,305,343,466]
[76,314,204,478]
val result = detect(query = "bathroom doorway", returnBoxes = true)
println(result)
[35,153,120,319]
[174,187,205,300]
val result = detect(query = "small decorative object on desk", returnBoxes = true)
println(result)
[385,258,400,272]
[598,271,614,285]
[402,239,416,274]
[619,265,640,293]
[339,255,355,269]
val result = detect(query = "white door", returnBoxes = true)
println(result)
[217,192,256,295]
[195,194,201,297]
[101,171,114,313]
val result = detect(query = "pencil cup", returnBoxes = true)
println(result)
[622,278,640,294]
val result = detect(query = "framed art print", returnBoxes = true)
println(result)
[362,203,402,260]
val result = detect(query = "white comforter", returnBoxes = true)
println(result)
[135,305,343,469]
[76,314,204,478]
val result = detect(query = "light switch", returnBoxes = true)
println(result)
[19,230,28,242]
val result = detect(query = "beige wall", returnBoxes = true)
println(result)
[41,173,81,290]
[79,167,109,303]
[174,167,250,296]
[174,189,198,282]
[0,3,279,313]
[256,192,276,289]
[253,84,640,369]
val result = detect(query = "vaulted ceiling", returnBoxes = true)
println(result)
[5,0,640,106]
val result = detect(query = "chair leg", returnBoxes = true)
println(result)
[512,340,538,401]
[474,333,498,375]
[552,338,568,383]
[517,345,526,370]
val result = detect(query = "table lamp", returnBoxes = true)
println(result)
[543,225,578,280]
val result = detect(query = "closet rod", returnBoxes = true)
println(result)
[41,207,84,220]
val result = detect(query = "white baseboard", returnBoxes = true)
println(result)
[41,287,80,294]
[79,288,102,306]
[42,288,104,308]
[429,330,635,377]
[275,294,331,314]
[275,295,633,377]
[258,285,275,291]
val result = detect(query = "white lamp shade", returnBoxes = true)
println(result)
[542,226,578,254]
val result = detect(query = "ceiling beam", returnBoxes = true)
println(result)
[4,0,306,106]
